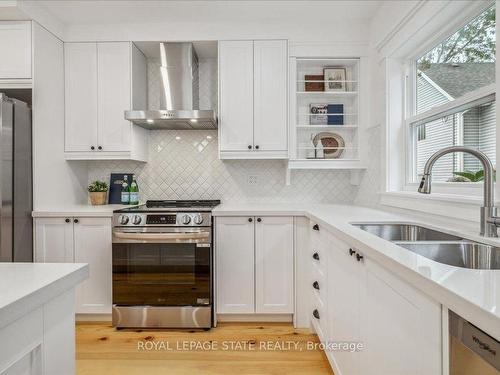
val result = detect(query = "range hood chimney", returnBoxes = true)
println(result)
[125,42,217,130]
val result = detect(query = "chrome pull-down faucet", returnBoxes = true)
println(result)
[418,146,499,237]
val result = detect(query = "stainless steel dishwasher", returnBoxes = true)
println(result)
[449,311,500,374]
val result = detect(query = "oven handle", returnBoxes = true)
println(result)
[113,230,210,241]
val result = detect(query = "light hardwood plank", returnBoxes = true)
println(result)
[76,322,333,375]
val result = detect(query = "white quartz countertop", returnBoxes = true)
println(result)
[214,203,500,340]
[0,263,89,328]
[32,204,133,217]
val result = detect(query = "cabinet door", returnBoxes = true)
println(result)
[219,41,254,152]
[73,217,112,314]
[360,258,442,375]
[0,21,31,79]
[64,43,98,152]
[97,42,131,152]
[253,40,287,151]
[327,235,362,375]
[255,216,293,313]
[34,218,74,263]
[216,216,255,313]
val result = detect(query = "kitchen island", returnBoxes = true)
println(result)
[0,263,88,374]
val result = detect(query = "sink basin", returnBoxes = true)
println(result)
[352,223,463,242]
[396,242,500,270]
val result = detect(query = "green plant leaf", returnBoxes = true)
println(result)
[453,171,476,180]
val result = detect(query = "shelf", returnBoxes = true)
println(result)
[288,159,366,170]
[297,125,357,129]
[297,80,358,83]
[296,91,358,95]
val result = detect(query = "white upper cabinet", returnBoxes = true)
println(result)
[216,216,255,313]
[255,216,294,313]
[97,43,131,152]
[219,41,254,152]
[0,21,32,79]
[64,42,148,161]
[253,40,287,152]
[219,40,288,159]
[64,43,98,152]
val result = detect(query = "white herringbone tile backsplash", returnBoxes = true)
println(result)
[87,130,358,203]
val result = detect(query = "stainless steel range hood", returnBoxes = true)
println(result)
[125,42,217,130]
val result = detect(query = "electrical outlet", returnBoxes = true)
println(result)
[247,174,259,185]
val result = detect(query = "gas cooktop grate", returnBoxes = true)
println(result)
[145,200,221,208]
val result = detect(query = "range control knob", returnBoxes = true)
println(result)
[181,214,191,225]
[193,214,204,225]
[119,215,129,225]
[132,215,142,225]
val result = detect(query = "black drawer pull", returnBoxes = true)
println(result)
[312,252,320,260]
[248,218,253,222]
[74,218,79,224]
[312,281,320,290]
[312,224,319,231]
[65,218,70,223]
[313,309,320,319]
[349,248,356,256]
[356,253,364,262]
[257,218,262,223]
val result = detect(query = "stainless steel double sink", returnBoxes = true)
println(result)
[351,223,500,270]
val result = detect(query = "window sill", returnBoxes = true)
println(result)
[379,191,500,223]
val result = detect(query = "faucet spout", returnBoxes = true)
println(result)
[417,146,498,237]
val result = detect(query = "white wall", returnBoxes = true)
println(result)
[32,22,88,209]
[56,1,373,43]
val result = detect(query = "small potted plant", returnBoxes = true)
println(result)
[88,181,109,205]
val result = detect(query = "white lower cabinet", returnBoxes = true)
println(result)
[216,216,294,315]
[310,222,442,375]
[34,216,112,314]
[73,218,112,314]
[216,216,255,313]
[255,216,294,313]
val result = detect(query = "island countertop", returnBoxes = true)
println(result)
[0,263,88,329]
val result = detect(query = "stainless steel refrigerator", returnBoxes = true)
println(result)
[0,93,32,262]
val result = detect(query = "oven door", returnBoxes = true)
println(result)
[112,227,211,307]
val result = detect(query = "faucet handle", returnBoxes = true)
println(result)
[418,174,431,194]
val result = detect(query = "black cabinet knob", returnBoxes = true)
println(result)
[98,146,102,150]
[312,281,320,290]
[257,218,262,223]
[90,146,95,150]
[255,145,259,150]
[356,253,364,262]
[349,248,356,256]
[312,252,320,260]
[74,218,79,224]
[65,218,70,223]
[248,145,252,149]
[313,309,320,319]
[248,218,253,222]
[312,224,319,231]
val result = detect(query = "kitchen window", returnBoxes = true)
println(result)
[406,4,496,185]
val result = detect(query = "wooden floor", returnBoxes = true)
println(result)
[76,322,333,375]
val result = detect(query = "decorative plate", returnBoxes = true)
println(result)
[313,132,345,159]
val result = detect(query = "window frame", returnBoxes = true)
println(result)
[403,4,497,190]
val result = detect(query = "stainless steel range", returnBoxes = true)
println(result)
[112,200,220,329]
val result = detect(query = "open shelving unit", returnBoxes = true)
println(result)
[288,57,366,173]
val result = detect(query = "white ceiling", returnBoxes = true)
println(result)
[28,1,383,26]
